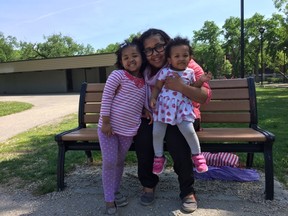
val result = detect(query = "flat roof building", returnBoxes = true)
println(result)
[0,53,116,94]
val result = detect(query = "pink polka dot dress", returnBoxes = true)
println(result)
[153,67,196,125]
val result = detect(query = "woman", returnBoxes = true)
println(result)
[133,28,211,213]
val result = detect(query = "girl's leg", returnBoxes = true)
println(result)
[98,128,119,203]
[177,121,201,155]
[114,134,133,193]
[177,121,208,173]
[153,121,168,157]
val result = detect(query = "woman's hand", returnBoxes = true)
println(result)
[164,73,185,93]
[165,72,209,104]
[144,108,153,125]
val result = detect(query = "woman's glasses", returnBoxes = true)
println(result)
[143,43,165,57]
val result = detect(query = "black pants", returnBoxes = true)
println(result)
[134,118,200,199]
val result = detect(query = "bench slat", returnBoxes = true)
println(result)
[60,127,266,142]
[85,93,102,102]
[83,114,99,123]
[86,83,105,92]
[201,100,250,111]
[209,78,248,89]
[212,88,249,99]
[201,113,251,123]
[197,128,267,142]
[84,104,101,113]
[61,128,98,141]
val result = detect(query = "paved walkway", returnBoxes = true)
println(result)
[0,94,79,143]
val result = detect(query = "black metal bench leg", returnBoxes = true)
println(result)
[85,142,93,163]
[264,143,274,200]
[57,143,66,191]
[246,152,254,168]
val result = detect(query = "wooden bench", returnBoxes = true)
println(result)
[55,77,275,200]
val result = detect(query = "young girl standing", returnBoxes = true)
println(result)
[97,38,146,215]
[150,36,212,175]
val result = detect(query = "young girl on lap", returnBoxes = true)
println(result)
[150,36,212,175]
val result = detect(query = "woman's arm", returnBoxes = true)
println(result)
[150,79,164,108]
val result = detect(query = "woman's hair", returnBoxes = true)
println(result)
[139,28,171,49]
[165,36,193,59]
[115,37,146,73]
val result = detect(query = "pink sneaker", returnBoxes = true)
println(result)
[152,156,167,175]
[192,154,208,173]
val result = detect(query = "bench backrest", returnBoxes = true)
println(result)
[78,77,257,128]
[201,77,257,126]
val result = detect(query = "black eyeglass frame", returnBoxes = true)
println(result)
[143,43,166,57]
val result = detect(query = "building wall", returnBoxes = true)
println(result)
[0,54,117,94]
[71,66,115,92]
[0,70,66,94]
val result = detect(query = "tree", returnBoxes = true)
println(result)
[273,0,288,16]
[0,32,18,62]
[192,21,225,78]
[96,33,141,54]
[222,17,242,77]
[19,33,95,59]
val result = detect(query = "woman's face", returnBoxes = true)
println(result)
[143,34,166,69]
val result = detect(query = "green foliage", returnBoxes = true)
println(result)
[0,32,19,62]
[0,101,33,117]
[267,77,283,83]
[96,32,141,54]
[192,21,225,77]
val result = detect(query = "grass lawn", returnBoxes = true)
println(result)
[0,101,33,117]
[0,86,287,195]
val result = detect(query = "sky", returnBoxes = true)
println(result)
[0,0,280,50]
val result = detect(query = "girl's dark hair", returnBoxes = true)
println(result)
[115,37,146,73]
[139,28,171,50]
[165,36,193,59]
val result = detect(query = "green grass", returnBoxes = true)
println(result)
[0,114,103,195]
[0,101,33,117]
[254,87,288,185]
[0,87,287,195]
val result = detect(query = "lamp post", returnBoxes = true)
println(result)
[240,0,244,78]
[259,27,265,85]
[284,46,287,82]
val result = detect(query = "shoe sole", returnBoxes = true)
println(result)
[181,197,197,213]
[195,167,208,173]
[140,198,155,206]
[115,200,128,207]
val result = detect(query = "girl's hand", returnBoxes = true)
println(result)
[144,108,153,125]
[101,122,114,137]
[200,72,213,82]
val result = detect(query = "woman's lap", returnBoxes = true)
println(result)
[134,118,196,198]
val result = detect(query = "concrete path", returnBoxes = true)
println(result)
[0,94,79,143]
